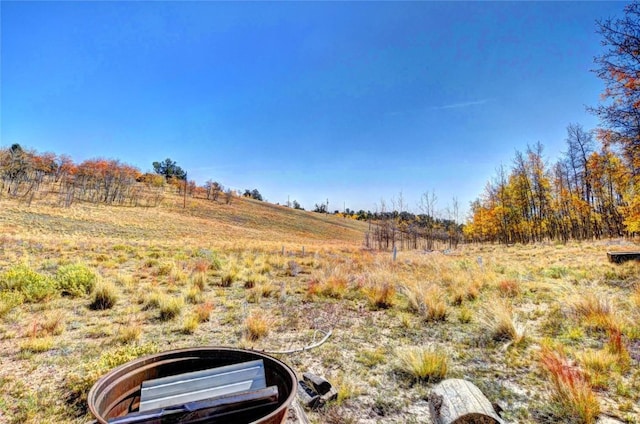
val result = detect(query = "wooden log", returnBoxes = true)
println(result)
[607,251,640,264]
[428,379,505,424]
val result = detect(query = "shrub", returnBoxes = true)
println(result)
[90,281,118,310]
[66,343,157,408]
[56,263,97,297]
[0,291,24,317]
[395,346,448,383]
[1,264,57,302]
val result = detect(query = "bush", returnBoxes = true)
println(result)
[66,343,157,408]
[56,263,97,297]
[0,291,24,316]
[0,264,57,302]
[90,281,118,310]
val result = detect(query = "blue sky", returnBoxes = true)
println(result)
[1,1,627,218]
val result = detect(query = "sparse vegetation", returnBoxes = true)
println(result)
[1,191,639,423]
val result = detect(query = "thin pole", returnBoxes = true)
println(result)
[183,172,187,208]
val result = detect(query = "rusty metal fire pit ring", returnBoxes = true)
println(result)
[88,347,297,424]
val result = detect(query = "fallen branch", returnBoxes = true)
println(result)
[261,329,332,355]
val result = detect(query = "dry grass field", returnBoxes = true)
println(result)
[1,194,639,424]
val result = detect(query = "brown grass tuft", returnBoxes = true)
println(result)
[571,293,614,331]
[483,300,526,346]
[539,345,600,423]
[497,279,520,297]
[194,302,214,323]
[364,281,396,309]
[395,346,448,383]
[245,311,271,341]
[404,284,448,322]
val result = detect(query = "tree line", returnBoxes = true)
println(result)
[465,133,631,243]
[0,147,234,207]
[0,144,164,207]
[466,2,640,243]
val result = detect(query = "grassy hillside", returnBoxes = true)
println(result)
[0,194,639,424]
[0,194,369,250]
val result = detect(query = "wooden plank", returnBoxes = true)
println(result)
[108,385,278,424]
[428,379,505,424]
[607,251,640,264]
[139,360,266,412]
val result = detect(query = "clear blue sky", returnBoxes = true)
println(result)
[0,1,627,219]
